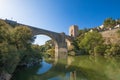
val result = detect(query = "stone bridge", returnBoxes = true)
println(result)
[27,25,73,59]
[5,19,78,59]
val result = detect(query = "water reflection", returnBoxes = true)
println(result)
[70,71,76,80]
[66,56,74,68]
[37,60,52,74]
[12,55,120,80]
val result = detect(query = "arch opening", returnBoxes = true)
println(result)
[33,34,58,59]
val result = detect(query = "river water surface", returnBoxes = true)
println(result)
[12,55,120,80]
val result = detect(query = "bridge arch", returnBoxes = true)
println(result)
[34,33,58,57]
[30,27,68,59]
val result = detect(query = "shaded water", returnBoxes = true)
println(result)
[12,55,120,80]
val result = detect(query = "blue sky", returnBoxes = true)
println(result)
[0,0,120,45]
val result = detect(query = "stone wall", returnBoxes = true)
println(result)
[100,28,120,44]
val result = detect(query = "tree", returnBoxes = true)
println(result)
[78,28,89,36]
[0,19,43,76]
[44,40,54,50]
[43,40,55,57]
[116,19,120,25]
[79,31,104,55]
[105,44,120,56]
[103,18,116,28]
[72,30,86,51]
[0,42,20,73]
[0,21,20,73]
[94,45,106,55]
[0,22,11,43]
[46,48,55,58]
[11,26,34,50]
[20,45,43,64]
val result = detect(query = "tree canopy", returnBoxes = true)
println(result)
[103,18,116,28]
[0,20,42,74]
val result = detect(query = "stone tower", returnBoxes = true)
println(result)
[69,25,79,37]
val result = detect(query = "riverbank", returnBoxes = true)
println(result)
[11,59,42,80]
[0,59,42,80]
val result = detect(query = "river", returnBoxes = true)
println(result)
[12,55,120,80]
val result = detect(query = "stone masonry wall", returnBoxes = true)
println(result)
[100,28,120,44]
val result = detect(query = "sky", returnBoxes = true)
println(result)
[0,0,120,45]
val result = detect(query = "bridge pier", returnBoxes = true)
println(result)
[54,46,68,64]
[55,33,68,60]
[55,47,68,58]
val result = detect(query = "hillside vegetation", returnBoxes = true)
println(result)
[72,18,120,56]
